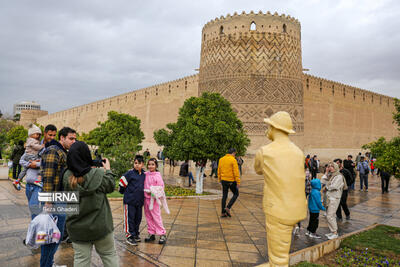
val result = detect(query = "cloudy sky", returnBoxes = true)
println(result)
[1,0,399,115]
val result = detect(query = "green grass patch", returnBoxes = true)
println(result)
[340,225,400,255]
[107,181,211,198]
[164,184,210,197]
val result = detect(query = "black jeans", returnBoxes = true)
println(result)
[360,173,368,189]
[336,190,350,219]
[307,212,320,233]
[381,176,390,193]
[12,163,21,179]
[221,180,239,214]
[209,168,218,178]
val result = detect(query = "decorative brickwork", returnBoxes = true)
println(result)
[199,12,303,135]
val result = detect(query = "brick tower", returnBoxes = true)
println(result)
[198,11,304,146]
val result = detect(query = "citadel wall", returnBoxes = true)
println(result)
[302,74,397,161]
[37,75,199,151]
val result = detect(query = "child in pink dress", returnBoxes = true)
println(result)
[144,158,167,244]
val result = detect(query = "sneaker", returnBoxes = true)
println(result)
[220,213,228,218]
[310,233,322,239]
[325,233,333,238]
[52,264,67,267]
[305,231,311,236]
[134,236,141,242]
[33,180,43,188]
[346,215,351,220]
[127,236,138,246]
[145,234,155,242]
[327,233,339,240]
[13,181,21,191]
[159,235,167,244]
[337,217,343,222]
[365,189,368,192]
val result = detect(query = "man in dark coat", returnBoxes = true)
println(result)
[11,140,25,179]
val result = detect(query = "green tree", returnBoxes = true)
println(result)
[393,98,400,131]
[85,111,144,177]
[154,92,250,192]
[7,125,28,146]
[363,98,400,178]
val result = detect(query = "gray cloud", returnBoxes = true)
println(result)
[0,0,399,114]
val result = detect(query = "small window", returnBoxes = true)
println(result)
[220,25,224,34]
[250,22,256,31]
[320,82,322,92]
[332,85,334,95]
[283,24,287,33]
[343,88,346,97]
[203,34,206,41]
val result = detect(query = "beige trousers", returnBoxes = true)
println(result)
[326,197,341,232]
[265,215,299,267]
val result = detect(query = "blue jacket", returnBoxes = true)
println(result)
[119,169,145,206]
[308,179,326,213]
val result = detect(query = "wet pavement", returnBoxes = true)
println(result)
[0,166,399,266]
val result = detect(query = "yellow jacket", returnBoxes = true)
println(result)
[218,154,240,185]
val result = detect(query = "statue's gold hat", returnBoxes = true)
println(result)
[263,111,295,134]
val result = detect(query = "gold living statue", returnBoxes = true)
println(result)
[254,111,307,267]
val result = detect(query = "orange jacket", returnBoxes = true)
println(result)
[218,154,240,185]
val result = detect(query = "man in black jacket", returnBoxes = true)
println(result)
[11,140,25,179]
[377,169,391,194]
[334,159,353,221]
[343,155,356,190]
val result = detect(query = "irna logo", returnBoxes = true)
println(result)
[38,192,79,203]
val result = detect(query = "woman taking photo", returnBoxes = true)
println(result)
[63,141,118,267]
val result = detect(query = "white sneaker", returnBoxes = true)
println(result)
[325,232,332,238]
[327,233,338,240]
[305,230,311,236]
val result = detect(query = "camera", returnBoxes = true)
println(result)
[93,150,106,167]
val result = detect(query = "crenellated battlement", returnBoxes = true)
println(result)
[203,10,300,28]
[202,11,301,41]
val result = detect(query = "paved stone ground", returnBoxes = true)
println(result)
[0,166,399,266]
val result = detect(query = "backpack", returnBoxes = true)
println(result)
[363,162,369,174]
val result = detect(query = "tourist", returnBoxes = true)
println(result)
[343,155,356,190]
[236,156,244,176]
[40,127,76,267]
[13,124,44,190]
[21,124,57,219]
[355,152,362,166]
[63,141,118,267]
[218,148,240,217]
[370,158,376,176]
[322,162,345,239]
[294,167,312,235]
[118,155,145,246]
[10,140,24,179]
[334,159,353,221]
[209,160,218,178]
[195,160,206,194]
[306,179,326,239]
[305,154,311,169]
[377,169,390,194]
[144,158,167,244]
[179,160,195,186]
[310,155,319,179]
[357,156,370,192]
